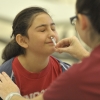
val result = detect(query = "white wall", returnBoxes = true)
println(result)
[0,0,75,22]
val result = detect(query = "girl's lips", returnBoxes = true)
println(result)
[46,42,53,44]
[45,42,55,45]
[48,42,53,43]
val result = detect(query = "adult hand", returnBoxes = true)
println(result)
[0,72,20,100]
[55,36,90,60]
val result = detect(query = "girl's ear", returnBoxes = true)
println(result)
[16,34,28,48]
[78,14,88,30]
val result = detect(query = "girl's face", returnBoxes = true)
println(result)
[26,13,58,56]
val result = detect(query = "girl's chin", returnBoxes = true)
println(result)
[51,48,56,53]
[52,47,56,51]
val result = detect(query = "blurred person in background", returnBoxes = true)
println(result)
[1,0,100,100]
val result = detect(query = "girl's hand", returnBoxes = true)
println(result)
[0,72,20,100]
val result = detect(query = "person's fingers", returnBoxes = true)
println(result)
[56,38,70,48]
[0,73,6,83]
[1,72,19,89]
[56,47,70,53]
[55,48,63,53]
[2,72,11,81]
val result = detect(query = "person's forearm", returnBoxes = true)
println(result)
[10,94,44,100]
[82,51,90,59]
[78,49,90,60]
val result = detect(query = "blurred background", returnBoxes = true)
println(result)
[0,0,90,65]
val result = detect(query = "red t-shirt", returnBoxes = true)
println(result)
[12,56,62,99]
[44,45,100,100]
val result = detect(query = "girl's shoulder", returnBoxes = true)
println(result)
[50,56,71,72]
[0,58,14,77]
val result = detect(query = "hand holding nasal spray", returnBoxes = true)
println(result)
[51,37,56,46]
[51,37,68,70]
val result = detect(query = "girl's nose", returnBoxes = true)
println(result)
[48,29,55,37]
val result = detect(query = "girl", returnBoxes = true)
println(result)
[0,7,70,99]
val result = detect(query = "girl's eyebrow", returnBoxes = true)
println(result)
[35,23,55,29]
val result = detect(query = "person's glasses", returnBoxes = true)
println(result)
[70,16,78,25]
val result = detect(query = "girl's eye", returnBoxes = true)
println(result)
[40,30,45,32]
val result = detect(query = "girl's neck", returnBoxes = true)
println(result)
[18,54,49,73]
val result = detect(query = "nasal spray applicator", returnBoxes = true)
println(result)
[51,37,56,46]
[51,37,68,70]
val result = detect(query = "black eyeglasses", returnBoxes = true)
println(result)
[70,16,78,25]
